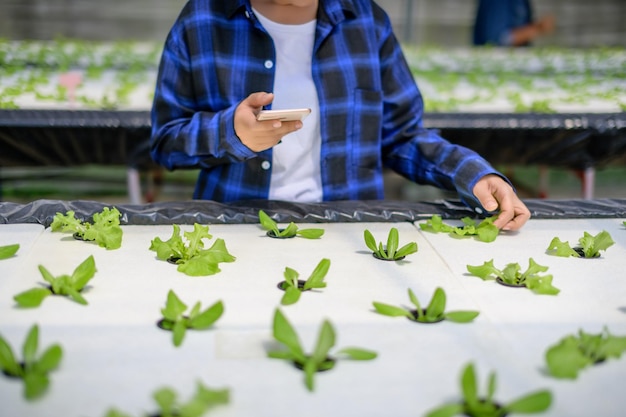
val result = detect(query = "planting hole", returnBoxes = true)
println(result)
[277,280,309,291]
[409,309,444,323]
[573,247,600,258]
[495,277,526,288]
[293,356,336,373]
[72,232,94,242]
[1,362,25,379]
[266,229,295,239]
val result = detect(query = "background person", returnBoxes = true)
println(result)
[473,0,555,46]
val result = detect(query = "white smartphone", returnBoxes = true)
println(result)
[256,108,311,122]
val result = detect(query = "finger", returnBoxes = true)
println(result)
[246,91,274,110]
[473,185,500,213]
[501,203,531,231]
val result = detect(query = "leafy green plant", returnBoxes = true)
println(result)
[258,210,324,239]
[158,290,224,347]
[373,287,479,323]
[13,255,96,307]
[466,258,559,295]
[545,327,626,379]
[425,362,552,417]
[51,207,123,250]
[0,243,19,260]
[546,230,615,258]
[278,258,330,305]
[420,215,499,243]
[0,324,63,400]
[267,309,377,391]
[101,381,229,417]
[149,224,236,276]
[363,227,418,260]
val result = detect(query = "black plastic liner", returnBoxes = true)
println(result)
[1,198,625,227]
[1,110,625,170]
[0,110,156,169]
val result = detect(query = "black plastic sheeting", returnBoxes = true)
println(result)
[1,110,625,170]
[1,199,625,227]
[0,110,156,169]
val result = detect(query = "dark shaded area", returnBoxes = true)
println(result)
[2,110,625,172]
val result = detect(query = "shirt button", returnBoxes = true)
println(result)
[261,161,271,170]
[245,10,250,18]
[264,60,273,69]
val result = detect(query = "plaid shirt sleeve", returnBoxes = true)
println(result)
[150,0,503,208]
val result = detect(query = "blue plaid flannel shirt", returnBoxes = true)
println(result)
[151,0,501,208]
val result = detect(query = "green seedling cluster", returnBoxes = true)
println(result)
[420,215,500,243]
[364,227,418,260]
[13,255,97,307]
[404,46,626,113]
[279,258,330,305]
[51,207,123,250]
[425,363,552,417]
[259,210,324,239]
[466,258,559,295]
[159,290,224,347]
[0,38,160,110]
[0,324,63,400]
[267,309,376,391]
[0,243,19,260]
[546,230,615,258]
[150,223,236,276]
[102,381,229,417]
[545,327,626,379]
[373,287,479,324]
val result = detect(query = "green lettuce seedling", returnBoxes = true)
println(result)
[373,287,479,323]
[51,207,123,250]
[159,290,224,347]
[545,327,626,379]
[466,258,559,295]
[267,309,377,391]
[420,215,500,243]
[0,324,63,400]
[425,362,552,417]
[259,210,324,239]
[546,230,615,258]
[13,255,96,307]
[363,227,418,260]
[150,224,236,276]
[0,243,19,260]
[102,381,229,417]
[279,258,330,305]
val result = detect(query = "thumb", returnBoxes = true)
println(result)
[245,92,274,109]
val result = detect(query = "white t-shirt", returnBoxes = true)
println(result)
[253,9,323,203]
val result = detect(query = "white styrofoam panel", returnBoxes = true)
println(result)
[0,220,625,417]
[0,223,45,279]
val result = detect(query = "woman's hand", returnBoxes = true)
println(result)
[473,174,531,231]
[234,92,303,152]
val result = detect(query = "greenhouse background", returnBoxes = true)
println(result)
[1,0,624,46]
[0,0,625,203]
